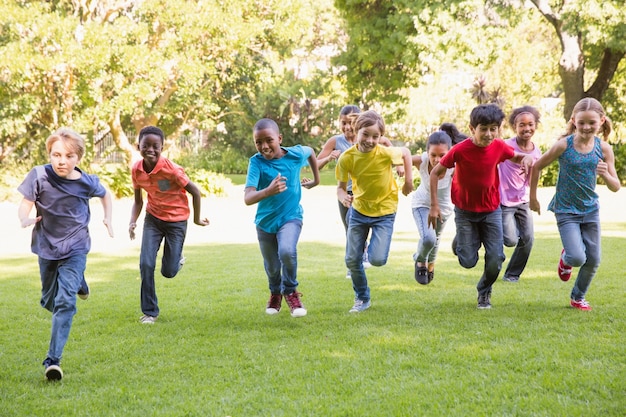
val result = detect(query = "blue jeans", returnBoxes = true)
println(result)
[412,207,448,264]
[39,254,87,362]
[140,213,187,317]
[556,210,601,300]
[501,203,534,280]
[454,207,505,296]
[256,219,303,295]
[346,208,396,302]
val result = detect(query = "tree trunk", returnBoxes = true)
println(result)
[108,109,140,167]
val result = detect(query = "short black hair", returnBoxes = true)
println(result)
[253,118,280,134]
[339,105,360,116]
[469,104,505,128]
[138,126,165,144]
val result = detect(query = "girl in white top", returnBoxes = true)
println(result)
[411,131,454,284]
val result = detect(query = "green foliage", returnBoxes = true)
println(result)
[185,168,232,197]
[92,165,134,199]
[175,147,250,175]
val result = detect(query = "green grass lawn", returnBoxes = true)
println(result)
[1,233,625,416]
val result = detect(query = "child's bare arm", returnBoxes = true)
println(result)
[100,189,114,238]
[530,139,566,214]
[401,147,413,196]
[599,142,621,192]
[317,137,340,169]
[428,163,446,229]
[185,181,210,226]
[129,188,143,240]
[244,174,287,205]
[301,148,320,189]
[18,198,40,228]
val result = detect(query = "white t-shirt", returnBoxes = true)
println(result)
[411,152,454,217]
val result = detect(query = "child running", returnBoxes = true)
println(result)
[129,126,210,324]
[411,130,454,285]
[530,97,620,311]
[18,128,114,380]
[336,110,413,312]
[429,104,534,309]
[498,106,543,282]
[244,118,320,317]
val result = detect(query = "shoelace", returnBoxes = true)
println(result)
[286,292,303,308]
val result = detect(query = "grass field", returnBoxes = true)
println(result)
[1,226,625,416]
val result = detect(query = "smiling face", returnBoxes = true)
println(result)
[254,127,283,160]
[572,110,605,141]
[469,123,501,147]
[513,113,536,144]
[49,139,81,179]
[138,133,163,170]
[356,124,382,153]
[340,114,356,142]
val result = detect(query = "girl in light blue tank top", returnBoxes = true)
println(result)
[529,98,621,311]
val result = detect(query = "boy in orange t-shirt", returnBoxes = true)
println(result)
[129,126,209,324]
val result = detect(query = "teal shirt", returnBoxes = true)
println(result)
[548,135,603,214]
[245,145,312,233]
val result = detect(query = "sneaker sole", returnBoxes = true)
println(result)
[290,308,307,318]
[265,308,280,315]
[45,365,63,381]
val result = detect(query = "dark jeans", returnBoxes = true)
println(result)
[454,207,505,296]
[139,213,187,317]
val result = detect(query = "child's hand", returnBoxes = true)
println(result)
[129,222,137,240]
[268,173,287,195]
[395,165,405,177]
[195,217,210,226]
[103,218,114,238]
[20,216,41,228]
[340,194,353,208]
[300,177,317,189]
[402,180,413,196]
[596,159,608,176]
[529,198,541,215]
[428,208,441,229]
[329,150,341,161]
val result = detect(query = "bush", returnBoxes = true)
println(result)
[186,168,233,197]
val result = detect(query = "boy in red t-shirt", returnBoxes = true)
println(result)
[428,104,533,309]
[129,126,210,324]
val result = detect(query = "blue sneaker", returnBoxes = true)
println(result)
[349,298,371,313]
[43,358,63,381]
[77,277,89,300]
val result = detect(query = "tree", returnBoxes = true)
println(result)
[334,0,626,123]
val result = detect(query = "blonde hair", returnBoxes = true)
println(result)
[45,128,86,159]
[562,97,612,141]
[350,110,385,136]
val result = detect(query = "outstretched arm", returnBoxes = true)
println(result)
[185,181,210,226]
[316,136,340,169]
[530,139,566,214]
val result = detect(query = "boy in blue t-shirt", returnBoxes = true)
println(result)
[18,128,113,381]
[244,118,320,317]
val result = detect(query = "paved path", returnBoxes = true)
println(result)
[1,185,624,257]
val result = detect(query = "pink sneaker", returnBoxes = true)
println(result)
[558,249,572,281]
[570,298,592,311]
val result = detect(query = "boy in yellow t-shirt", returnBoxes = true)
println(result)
[336,110,413,313]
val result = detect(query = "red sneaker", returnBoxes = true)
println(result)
[558,249,572,281]
[265,294,282,315]
[284,291,307,317]
[570,299,592,311]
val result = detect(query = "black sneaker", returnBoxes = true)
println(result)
[43,358,63,381]
[414,262,429,285]
[77,277,89,300]
[477,293,492,309]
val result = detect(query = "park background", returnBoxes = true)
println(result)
[1,1,625,416]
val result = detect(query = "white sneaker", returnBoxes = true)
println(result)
[140,315,158,324]
[363,261,372,269]
[349,298,371,313]
[346,269,352,279]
